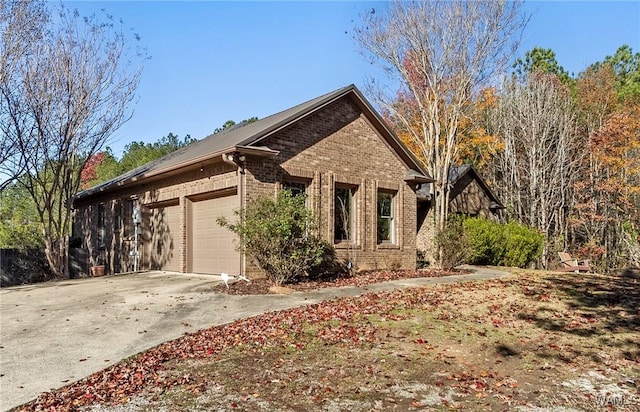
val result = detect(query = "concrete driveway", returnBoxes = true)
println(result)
[0,271,309,411]
[0,267,510,411]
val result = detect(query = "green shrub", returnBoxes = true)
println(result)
[217,190,332,286]
[462,217,542,268]
[502,221,544,267]
[436,216,472,270]
[463,217,505,265]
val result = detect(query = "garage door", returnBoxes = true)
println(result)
[189,193,240,274]
[145,202,181,272]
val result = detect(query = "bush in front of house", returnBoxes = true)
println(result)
[436,215,472,270]
[462,217,505,265]
[501,220,544,267]
[463,217,543,268]
[217,190,332,286]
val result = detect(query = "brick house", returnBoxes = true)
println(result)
[70,85,433,278]
[416,164,504,265]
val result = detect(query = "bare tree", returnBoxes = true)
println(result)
[487,73,582,267]
[0,0,143,277]
[355,0,527,266]
[0,0,48,189]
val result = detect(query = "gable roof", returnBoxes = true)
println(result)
[449,165,504,208]
[73,84,431,204]
[417,164,504,209]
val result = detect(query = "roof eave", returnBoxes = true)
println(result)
[234,145,280,158]
[73,145,282,206]
[73,84,432,204]
[404,169,434,184]
[452,165,504,208]
[240,84,431,180]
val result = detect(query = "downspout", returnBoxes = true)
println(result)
[132,199,141,272]
[222,152,246,275]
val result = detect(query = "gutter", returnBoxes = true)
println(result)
[140,145,278,180]
[73,146,280,205]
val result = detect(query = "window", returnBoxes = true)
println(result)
[334,186,355,242]
[114,201,122,231]
[97,203,106,247]
[122,201,130,237]
[282,181,307,198]
[377,191,395,243]
[129,199,138,236]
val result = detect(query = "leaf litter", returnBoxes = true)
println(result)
[16,270,640,411]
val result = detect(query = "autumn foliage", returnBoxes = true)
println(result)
[356,0,526,268]
[570,60,640,270]
[80,152,107,189]
[387,43,640,271]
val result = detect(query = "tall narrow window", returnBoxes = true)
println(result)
[377,191,395,243]
[114,201,122,231]
[334,186,355,242]
[97,203,106,247]
[127,199,137,237]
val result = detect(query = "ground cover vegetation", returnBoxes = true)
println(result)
[17,269,639,411]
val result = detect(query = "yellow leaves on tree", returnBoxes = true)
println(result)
[387,90,428,168]
[456,88,503,171]
[389,87,503,173]
[591,104,640,197]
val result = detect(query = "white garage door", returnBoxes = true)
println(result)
[145,202,181,272]
[189,193,240,274]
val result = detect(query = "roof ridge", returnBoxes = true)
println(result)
[74,85,357,201]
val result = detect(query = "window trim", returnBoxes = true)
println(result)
[334,184,357,244]
[377,190,396,244]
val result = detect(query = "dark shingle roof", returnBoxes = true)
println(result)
[416,164,504,208]
[448,164,472,186]
[73,84,430,204]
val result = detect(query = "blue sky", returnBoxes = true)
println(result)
[65,1,640,158]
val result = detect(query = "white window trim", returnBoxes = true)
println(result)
[377,190,396,244]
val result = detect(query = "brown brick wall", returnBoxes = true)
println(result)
[244,96,417,276]
[416,202,436,266]
[73,95,420,278]
[73,163,240,277]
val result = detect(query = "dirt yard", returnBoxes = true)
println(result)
[18,269,640,411]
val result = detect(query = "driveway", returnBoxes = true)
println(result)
[0,267,510,411]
